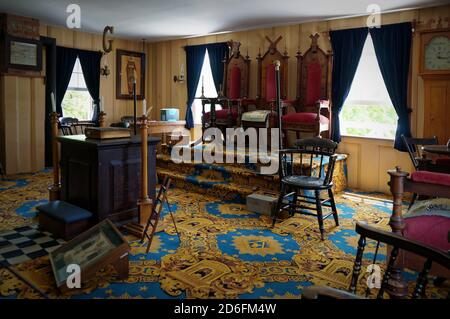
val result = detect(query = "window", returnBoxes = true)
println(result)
[340,34,397,139]
[192,49,220,125]
[61,58,93,120]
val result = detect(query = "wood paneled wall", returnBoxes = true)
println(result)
[146,5,450,193]
[1,5,449,193]
[0,24,145,174]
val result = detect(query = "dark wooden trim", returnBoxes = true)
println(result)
[41,36,57,167]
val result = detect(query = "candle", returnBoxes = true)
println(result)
[202,75,204,88]
[142,99,146,116]
[51,92,56,113]
[100,96,104,112]
[180,63,185,77]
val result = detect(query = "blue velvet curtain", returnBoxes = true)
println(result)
[56,47,78,115]
[207,43,229,94]
[370,22,412,151]
[78,50,102,123]
[330,27,368,143]
[185,44,207,128]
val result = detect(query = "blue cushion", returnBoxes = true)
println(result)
[37,201,92,223]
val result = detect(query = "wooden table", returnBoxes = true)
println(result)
[134,120,187,145]
[57,135,160,223]
[423,145,450,156]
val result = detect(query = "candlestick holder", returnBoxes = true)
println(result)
[98,111,107,128]
[48,112,61,201]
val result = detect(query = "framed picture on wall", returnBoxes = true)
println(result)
[4,36,42,72]
[116,49,145,100]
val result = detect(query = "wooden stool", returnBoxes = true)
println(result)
[37,201,92,241]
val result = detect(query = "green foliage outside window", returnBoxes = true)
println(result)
[340,104,397,139]
[61,90,92,120]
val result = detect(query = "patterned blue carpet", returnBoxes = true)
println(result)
[0,170,447,299]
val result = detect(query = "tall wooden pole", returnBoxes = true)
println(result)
[123,113,152,237]
[133,81,137,135]
[274,60,282,150]
[138,114,152,225]
[48,112,61,200]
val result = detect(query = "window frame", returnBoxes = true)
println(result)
[61,57,94,121]
[340,34,414,142]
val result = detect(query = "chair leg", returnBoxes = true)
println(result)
[290,187,298,217]
[272,183,286,227]
[328,189,339,226]
[315,190,325,241]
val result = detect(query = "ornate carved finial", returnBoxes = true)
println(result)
[310,33,320,52]
[228,40,241,58]
[436,17,443,29]
[266,35,283,54]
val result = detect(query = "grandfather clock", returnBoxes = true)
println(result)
[419,28,450,144]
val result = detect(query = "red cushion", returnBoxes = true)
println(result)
[228,67,241,99]
[404,216,450,252]
[410,171,450,186]
[306,62,322,105]
[281,112,329,124]
[266,64,276,101]
[204,108,238,120]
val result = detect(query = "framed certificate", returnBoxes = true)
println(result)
[6,36,42,71]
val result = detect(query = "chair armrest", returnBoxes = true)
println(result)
[302,286,362,299]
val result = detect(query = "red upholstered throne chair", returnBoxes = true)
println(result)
[388,167,450,292]
[282,34,332,145]
[202,41,251,137]
[241,36,291,138]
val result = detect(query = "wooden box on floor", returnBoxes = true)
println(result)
[49,219,130,292]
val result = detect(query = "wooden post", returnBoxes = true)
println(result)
[98,111,107,128]
[48,112,61,200]
[123,114,152,237]
[138,114,152,225]
[386,166,409,298]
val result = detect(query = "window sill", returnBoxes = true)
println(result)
[341,134,395,143]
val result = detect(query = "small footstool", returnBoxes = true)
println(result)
[37,201,92,240]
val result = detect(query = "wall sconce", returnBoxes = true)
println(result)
[100,64,110,77]
[173,63,185,83]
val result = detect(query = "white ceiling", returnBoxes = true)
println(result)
[0,0,446,41]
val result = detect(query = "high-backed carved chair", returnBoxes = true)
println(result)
[241,36,291,134]
[201,41,251,137]
[282,34,332,144]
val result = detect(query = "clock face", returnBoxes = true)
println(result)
[425,36,450,71]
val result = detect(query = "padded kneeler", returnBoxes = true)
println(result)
[37,200,92,241]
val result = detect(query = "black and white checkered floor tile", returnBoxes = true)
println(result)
[0,225,64,266]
